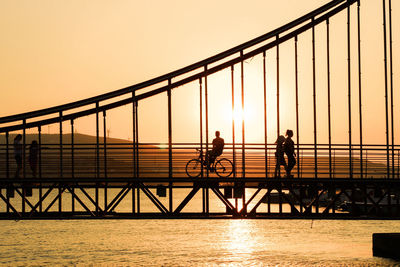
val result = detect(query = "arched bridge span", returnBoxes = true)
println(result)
[0,0,399,219]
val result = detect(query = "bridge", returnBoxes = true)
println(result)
[0,0,399,219]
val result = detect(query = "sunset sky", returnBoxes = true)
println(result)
[0,0,398,145]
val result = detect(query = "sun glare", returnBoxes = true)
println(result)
[232,106,254,124]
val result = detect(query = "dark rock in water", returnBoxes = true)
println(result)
[373,233,400,260]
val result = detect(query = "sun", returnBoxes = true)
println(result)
[232,106,253,124]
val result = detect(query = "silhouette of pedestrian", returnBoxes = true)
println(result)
[29,140,39,178]
[274,135,287,178]
[284,129,296,178]
[13,134,23,178]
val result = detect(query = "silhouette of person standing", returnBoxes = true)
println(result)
[206,131,224,170]
[29,140,39,178]
[284,129,296,178]
[13,134,23,178]
[274,135,287,178]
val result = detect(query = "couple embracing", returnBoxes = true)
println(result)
[274,129,296,178]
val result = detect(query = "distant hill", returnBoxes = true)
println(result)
[0,133,132,144]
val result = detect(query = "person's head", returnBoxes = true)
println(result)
[215,131,220,138]
[14,134,22,141]
[275,135,286,144]
[286,129,293,138]
[31,140,38,147]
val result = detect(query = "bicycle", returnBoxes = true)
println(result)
[185,149,234,178]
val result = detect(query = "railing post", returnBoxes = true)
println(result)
[398,149,399,179]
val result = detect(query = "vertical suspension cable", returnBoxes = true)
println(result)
[389,0,394,179]
[58,113,62,213]
[276,35,280,139]
[276,35,280,178]
[241,51,245,179]
[204,65,209,214]
[347,2,353,179]
[263,52,268,178]
[95,103,100,214]
[135,100,139,178]
[383,0,390,178]
[38,125,43,212]
[6,132,10,212]
[23,120,26,182]
[132,97,140,213]
[131,91,137,213]
[167,79,173,212]
[327,19,333,179]
[231,66,236,179]
[240,50,246,214]
[295,36,300,179]
[38,126,42,212]
[357,0,363,178]
[199,77,205,212]
[312,21,318,179]
[23,121,26,213]
[103,110,107,211]
[135,98,139,213]
[70,120,74,213]
[132,91,136,180]
[6,132,9,180]
[199,78,204,179]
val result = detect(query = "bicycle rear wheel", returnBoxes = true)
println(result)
[185,159,202,178]
[215,158,233,177]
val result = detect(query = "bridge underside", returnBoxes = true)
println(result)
[1,178,399,219]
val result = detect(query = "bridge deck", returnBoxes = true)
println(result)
[1,177,399,220]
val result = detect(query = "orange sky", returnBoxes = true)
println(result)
[0,0,398,145]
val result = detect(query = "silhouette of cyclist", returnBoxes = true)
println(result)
[206,131,224,170]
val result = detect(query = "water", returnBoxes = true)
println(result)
[0,219,399,266]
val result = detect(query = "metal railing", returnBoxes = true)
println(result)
[1,143,399,180]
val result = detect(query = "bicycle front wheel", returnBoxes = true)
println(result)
[215,158,233,178]
[185,159,202,178]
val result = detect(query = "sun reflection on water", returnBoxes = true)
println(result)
[221,220,273,263]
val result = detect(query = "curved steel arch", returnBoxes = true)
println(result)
[0,0,356,132]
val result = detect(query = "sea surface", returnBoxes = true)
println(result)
[0,219,399,266]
